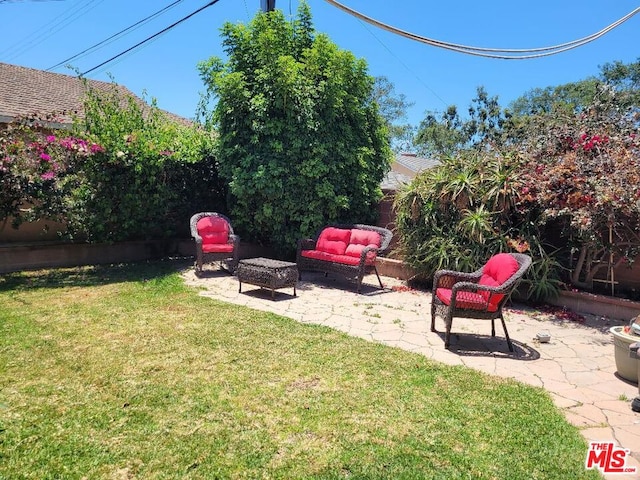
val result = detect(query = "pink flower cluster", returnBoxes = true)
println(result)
[576,133,608,153]
[4,134,105,182]
[57,136,105,155]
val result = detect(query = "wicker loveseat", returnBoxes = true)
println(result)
[296,224,393,293]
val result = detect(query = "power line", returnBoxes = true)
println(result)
[353,16,447,108]
[323,0,640,60]
[47,0,184,71]
[0,0,65,3]
[1,0,83,58]
[1,0,106,62]
[81,0,221,77]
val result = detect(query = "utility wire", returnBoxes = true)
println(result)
[81,0,221,76]
[323,0,640,60]
[1,0,106,61]
[355,16,447,107]
[0,1,65,3]
[47,0,184,71]
[84,31,168,77]
[0,0,84,57]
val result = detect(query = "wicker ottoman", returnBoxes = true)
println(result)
[236,257,298,299]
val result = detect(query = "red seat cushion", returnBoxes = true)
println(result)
[315,227,351,255]
[197,216,230,246]
[478,253,519,310]
[436,288,498,312]
[301,250,375,266]
[202,243,234,253]
[301,250,335,262]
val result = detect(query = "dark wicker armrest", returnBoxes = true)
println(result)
[447,282,482,308]
[357,245,380,266]
[433,269,482,289]
[449,281,482,294]
[229,234,240,246]
[448,281,512,310]
[297,238,315,251]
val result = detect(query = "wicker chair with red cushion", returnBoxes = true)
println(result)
[190,212,240,274]
[430,253,532,351]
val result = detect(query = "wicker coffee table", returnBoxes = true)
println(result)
[236,257,298,299]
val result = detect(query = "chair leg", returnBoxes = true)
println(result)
[430,302,437,332]
[491,319,496,337]
[373,266,383,289]
[227,257,238,275]
[444,315,453,349]
[500,314,514,352]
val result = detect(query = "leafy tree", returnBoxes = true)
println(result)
[198,2,391,254]
[508,79,601,117]
[415,87,508,157]
[372,76,415,153]
[508,58,640,134]
[600,58,640,108]
[414,105,467,158]
[69,84,223,242]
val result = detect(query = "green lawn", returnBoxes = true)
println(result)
[0,260,601,479]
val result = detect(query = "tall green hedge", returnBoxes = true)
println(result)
[198,3,391,255]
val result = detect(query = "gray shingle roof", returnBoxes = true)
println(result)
[0,62,188,126]
[395,152,440,173]
[381,152,439,191]
[381,169,413,191]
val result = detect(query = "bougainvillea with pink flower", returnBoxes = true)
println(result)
[395,82,639,300]
[515,88,640,290]
[1,82,222,242]
[0,116,105,229]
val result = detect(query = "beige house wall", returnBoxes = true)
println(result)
[0,217,66,243]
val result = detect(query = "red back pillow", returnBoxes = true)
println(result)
[478,253,519,307]
[316,227,351,255]
[345,229,381,258]
[197,216,230,245]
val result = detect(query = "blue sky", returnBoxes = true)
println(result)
[1,0,638,126]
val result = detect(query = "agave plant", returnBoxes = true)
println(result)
[394,146,561,300]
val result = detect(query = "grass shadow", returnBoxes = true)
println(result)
[0,257,191,292]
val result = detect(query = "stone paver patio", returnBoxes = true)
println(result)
[182,266,640,479]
